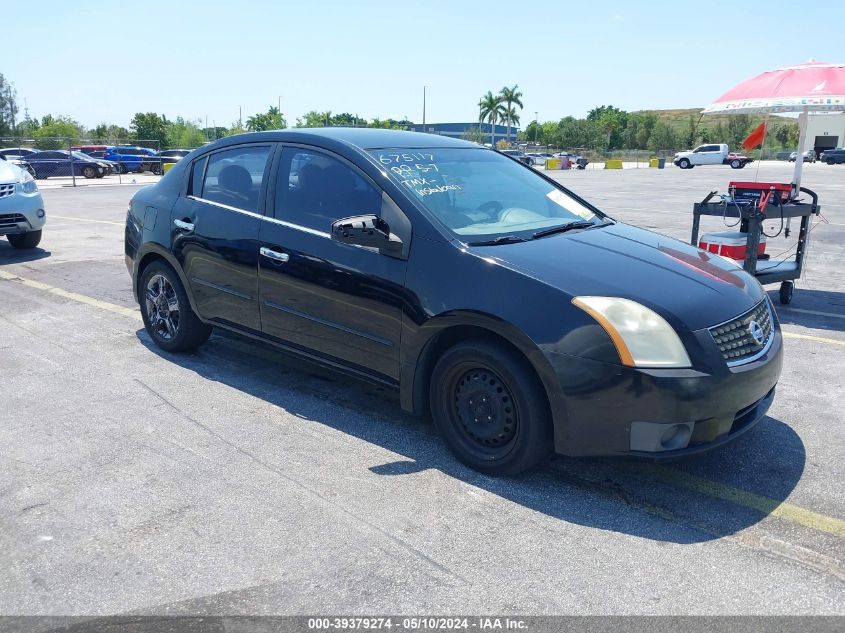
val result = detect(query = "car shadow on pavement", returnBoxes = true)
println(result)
[136,328,806,545]
[769,288,845,333]
[0,241,51,263]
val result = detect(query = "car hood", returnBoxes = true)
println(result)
[0,160,21,184]
[472,223,765,331]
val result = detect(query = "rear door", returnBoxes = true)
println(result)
[170,143,275,332]
[256,146,409,381]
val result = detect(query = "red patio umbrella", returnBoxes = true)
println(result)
[703,61,845,187]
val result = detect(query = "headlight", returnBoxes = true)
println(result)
[19,168,38,194]
[572,296,691,368]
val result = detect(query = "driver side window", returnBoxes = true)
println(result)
[275,148,382,231]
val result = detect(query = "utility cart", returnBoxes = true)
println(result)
[691,184,820,304]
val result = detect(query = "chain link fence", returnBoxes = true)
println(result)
[0,137,166,186]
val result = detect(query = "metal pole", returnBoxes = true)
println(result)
[422,86,426,127]
[534,111,538,144]
[69,139,76,187]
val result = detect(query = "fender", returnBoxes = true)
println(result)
[132,242,204,319]
[399,309,571,453]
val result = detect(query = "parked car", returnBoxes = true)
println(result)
[0,159,45,249]
[526,152,554,166]
[150,149,192,175]
[25,150,107,179]
[0,147,39,161]
[125,129,782,475]
[788,150,815,163]
[498,149,532,165]
[103,146,157,173]
[673,144,752,169]
[773,150,793,161]
[72,147,121,175]
[555,152,588,169]
[819,148,845,164]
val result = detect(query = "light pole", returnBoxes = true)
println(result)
[534,111,538,144]
[423,86,426,128]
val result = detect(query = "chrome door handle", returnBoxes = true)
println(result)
[260,247,289,263]
[174,218,195,232]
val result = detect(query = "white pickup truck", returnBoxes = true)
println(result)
[673,143,753,169]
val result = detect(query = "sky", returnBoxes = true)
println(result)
[5,0,845,130]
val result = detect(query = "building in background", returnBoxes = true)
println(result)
[807,113,845,156]
[407,122,518,143]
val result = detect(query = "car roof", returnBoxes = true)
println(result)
[198,128,477,152]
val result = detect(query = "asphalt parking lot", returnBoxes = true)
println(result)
[1,161,843,615]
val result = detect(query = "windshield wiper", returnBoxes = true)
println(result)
[532,220,612,239]
[467,235,528,246]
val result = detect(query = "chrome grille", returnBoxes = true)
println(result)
[709,299,774,364]
[0,184,15,199]
[0,213,26,229]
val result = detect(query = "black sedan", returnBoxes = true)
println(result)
[125,129,782,475]
[25,150,107,179]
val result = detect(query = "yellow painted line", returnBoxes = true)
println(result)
[782,331,845,346]
[0,270,140,321]
[780,307,845,320]
[49,215,124,226]
[3,267,845,538]
[632,465,845,538]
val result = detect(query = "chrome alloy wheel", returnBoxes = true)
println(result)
[145,274,180,340]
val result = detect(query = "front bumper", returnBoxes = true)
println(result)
[0,185,46,235]
[546,328,783,457]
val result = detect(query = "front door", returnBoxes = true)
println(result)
[171,143,275,332]
[257,146,409,381]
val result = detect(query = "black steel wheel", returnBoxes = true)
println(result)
[430,340,552,475]
[139,261,212,352]
[7,230,42,249]
[779,281,794,305]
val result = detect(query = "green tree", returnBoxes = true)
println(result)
[478,91,505,145]
[130,112,169,147]
[166,117,207,148]
[0,73,19,136]
[462,127,487,144]
[726,114,752,148]
[297,110,329,127]
[588,105,627,150]
[647,121,680,152]
[89,123,131,142]
[32,115,82,149]
[498,84,523,143]
[245,106,286,132]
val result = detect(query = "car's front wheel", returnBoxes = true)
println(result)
[7,230,42,249]
[140,261,212,352]
[678,158,690,169]
[82,165,97,179]
[429,340,553,475]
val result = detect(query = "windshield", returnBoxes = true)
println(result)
[371,148,601,240]
[72,151,93,160]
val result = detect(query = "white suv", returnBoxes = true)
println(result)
[0,158,46,249]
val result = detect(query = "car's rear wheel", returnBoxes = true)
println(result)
[827,158,836,165]
[429,340,552,475]
[140,261,212,352]
[7,230,42,249]
[730,159,741,169]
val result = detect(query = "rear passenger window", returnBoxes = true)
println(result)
[190,157,207,197]
[276,148,382,231]
[200,146,271,213]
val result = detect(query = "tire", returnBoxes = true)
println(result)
[730,159,741,169]
[827,159,836,165]
[779,281,794,305]
[82,165,97,179]
[678,158,690,169]
[139,261,212,352]
[118,163,128,174]
[7,230,42,249]
[429,340,553,475]
[152,164,162,175]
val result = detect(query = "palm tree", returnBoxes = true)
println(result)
[499,85,524,143]
[478,91,505,146]
[504,106,520,140]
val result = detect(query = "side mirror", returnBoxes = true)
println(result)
[331,214,403,255]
